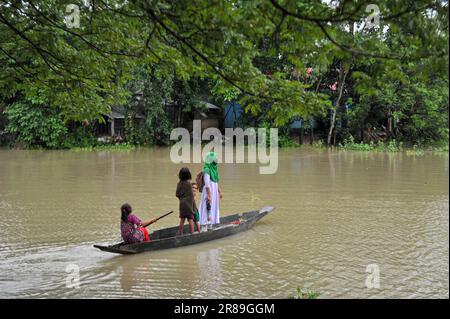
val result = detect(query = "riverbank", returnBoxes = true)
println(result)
[308,138,449,156]
[71,143,140,152]
[1,138,448,155]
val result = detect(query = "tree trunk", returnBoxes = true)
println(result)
[387,107,393,139]
[177,106,182,127]
[327,62,349,146]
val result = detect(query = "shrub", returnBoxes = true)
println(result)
[278,135,301,148]
[64,126,98,148]
[312,139,326,149]
[339,136,402,152]
[4,102,68,149]
[292,287,320,299]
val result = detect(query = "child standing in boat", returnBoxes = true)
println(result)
[200,152,223,230]
[176,167,195,235]
[192,182,201,233]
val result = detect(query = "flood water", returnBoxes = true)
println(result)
[0,148,448,298]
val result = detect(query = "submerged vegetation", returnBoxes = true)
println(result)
[307,135,449,155]
[338,136,403,152]
[292,287,321,299]
[71,143,139,152]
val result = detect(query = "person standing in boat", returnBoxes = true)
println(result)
[176,167,196,235]
[192,182,201,233]
[120,203,157,244]
[200,151,223,230]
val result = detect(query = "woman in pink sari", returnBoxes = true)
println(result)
[120,203,157,244]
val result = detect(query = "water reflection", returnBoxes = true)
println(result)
[118,256,152,293]
[194,248,222,298]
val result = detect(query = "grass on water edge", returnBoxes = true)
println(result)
[15,136,447,154]
[309,137,448,155]
[290,287,321,299]
[71,143,139,152]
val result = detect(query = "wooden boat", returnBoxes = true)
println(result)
[94,206,275,254]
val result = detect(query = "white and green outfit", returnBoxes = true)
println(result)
[200,152,220,226]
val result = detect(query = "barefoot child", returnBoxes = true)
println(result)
[192,182,201,233]
[176,167,195,235]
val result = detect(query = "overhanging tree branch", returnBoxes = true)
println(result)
[144,7,264,99]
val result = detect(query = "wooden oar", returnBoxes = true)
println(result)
[145,211,174,227]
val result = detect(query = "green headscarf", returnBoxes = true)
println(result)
[203,151,220,183]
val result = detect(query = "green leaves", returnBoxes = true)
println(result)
[0,0,448,147]
[4,100,68,149]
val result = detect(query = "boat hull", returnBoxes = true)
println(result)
[94,206,274,254]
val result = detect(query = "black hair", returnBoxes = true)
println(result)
[178,167,192,181]
[121,203,132,222]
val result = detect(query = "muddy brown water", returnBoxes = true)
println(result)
[0,148,448,298]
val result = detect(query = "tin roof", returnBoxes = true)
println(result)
[106,106,144,119]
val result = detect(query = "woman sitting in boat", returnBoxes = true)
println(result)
[120,203,157,244]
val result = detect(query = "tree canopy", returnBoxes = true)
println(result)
[0,0,448,147]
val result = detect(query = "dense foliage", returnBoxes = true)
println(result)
[4,99,68,149]
[0,0,448,148]
[124,67,174,145]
